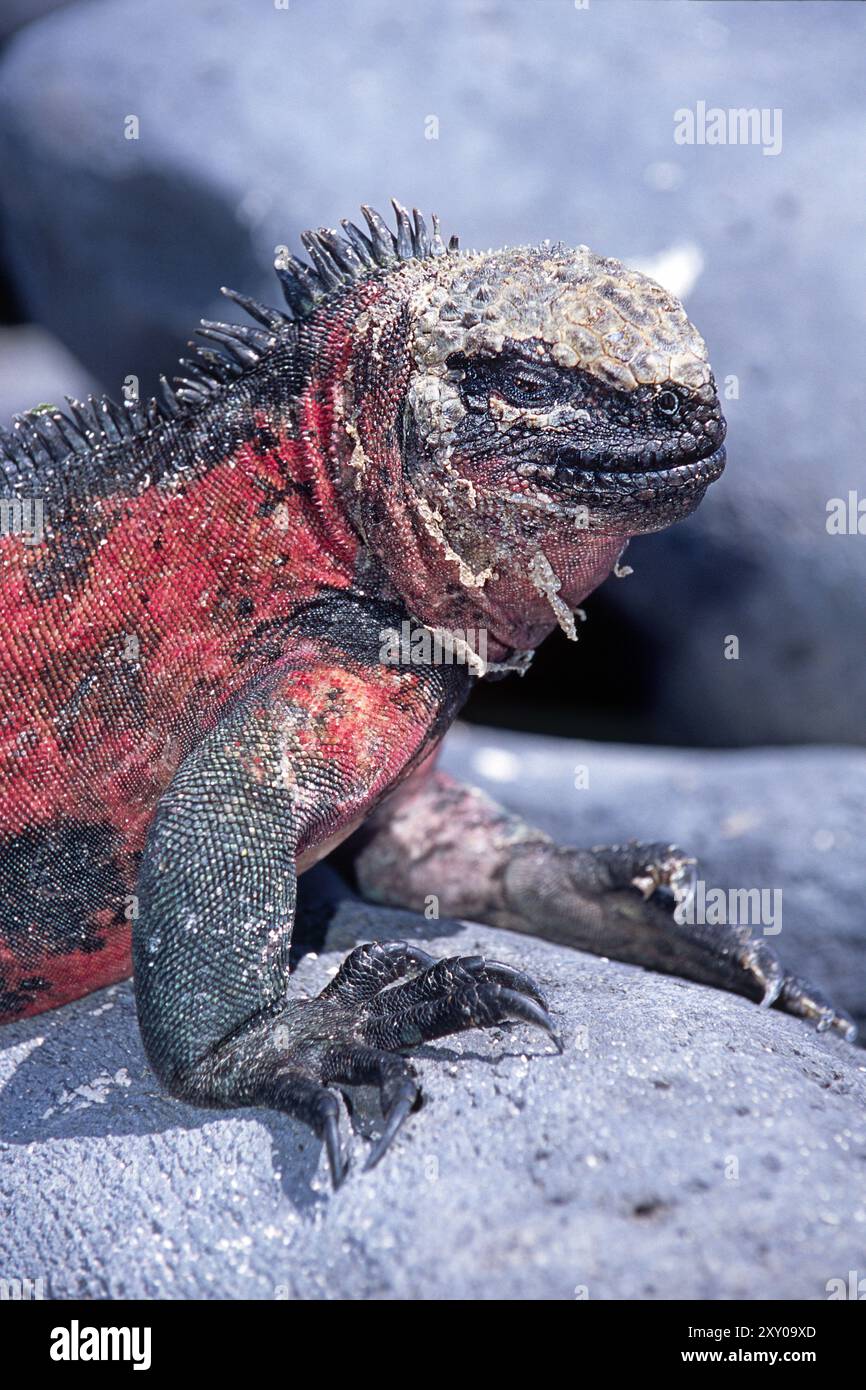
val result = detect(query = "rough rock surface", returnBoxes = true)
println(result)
[0,0,864,744]
[1,726,863,1300]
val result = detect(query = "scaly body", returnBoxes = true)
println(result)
[0,202,852,1184]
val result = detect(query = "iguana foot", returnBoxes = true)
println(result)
[502,839,858,1043]
[773,972,857,1040]
[625,841,856,1041]
[265,941,560,1186]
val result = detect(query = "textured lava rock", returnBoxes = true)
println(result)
[1,726,863,1300]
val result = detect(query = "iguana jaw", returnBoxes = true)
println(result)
[372,433,726,661]
[528,438,727,530]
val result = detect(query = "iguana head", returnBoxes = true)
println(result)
[404,242,725,533]
[282,203,726,660]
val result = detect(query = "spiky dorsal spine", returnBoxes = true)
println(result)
[0,200,458,477]
[274,198,457,315]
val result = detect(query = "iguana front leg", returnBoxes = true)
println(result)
[352,767,857,1042]
[133,600,557,1186]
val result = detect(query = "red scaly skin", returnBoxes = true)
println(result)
[0,330,369,1015]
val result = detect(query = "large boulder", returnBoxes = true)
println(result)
[1,726,863,1300]
[0,323,95,422]
[0,0,70,45]
[0,0,862,745]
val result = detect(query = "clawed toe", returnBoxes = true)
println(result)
[738,940,784,1008]
[364,975,561,1054]
[629,843,697,912]
[734,939,856,1040]
[777,972,858,1043]
[323,1105,348,1189]
[494,985,563,1051]
[364,1082,418,1171]
[270,941,559,1187]
[321,1042,421,1173]
[319,939,438,1006]
[362,952,561,1052]
[461,955,550,1008]
[601,843,857,1047]
[731,935,857,1041]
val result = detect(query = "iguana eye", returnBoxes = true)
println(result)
[447,351,565,412]
[488,360,559,409]
[656,388,682,417]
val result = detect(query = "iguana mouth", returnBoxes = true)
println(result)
[547,441,726,494]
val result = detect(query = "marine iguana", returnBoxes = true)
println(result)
[0,201,854,1186]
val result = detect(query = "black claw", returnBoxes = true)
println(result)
[259,941,560,1186]
[497,987,563,1052]
[364,1089,417,1171]
[463,956,549,1009]
[369,952,550,1021]
[323,1109,348,1189]
[380,941,437,971]
[363,975,563,1054]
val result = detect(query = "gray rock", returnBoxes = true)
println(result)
[1,726,863,1300]
[0,0,863,744]
[0,0,71,44]
[0,323,95,423]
